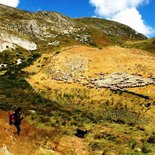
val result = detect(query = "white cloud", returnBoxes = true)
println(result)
[89,0,152,36]
[110,7,151,35]
[0,0,20,7]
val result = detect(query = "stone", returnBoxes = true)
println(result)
[48,41,60,46]
[28,110,37,114]
[135,148,142,152]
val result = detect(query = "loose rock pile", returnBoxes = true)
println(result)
[49,66,155,91]
[47,40,60,46]
[48,55,89,82]
[90,72,155,90]
[74,34,94,45]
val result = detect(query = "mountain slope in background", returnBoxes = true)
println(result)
[0,4,155,155]
[0,4,147,52]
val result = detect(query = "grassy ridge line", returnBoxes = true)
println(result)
[124,38,155,55]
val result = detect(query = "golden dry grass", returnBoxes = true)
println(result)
[25,45,155,104]
[0,111,92,155]
[23,45,155,154]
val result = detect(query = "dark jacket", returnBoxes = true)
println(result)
[14,111,22,125]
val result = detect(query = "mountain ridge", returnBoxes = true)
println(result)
[0,4,147,50]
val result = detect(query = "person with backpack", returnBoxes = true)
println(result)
[9,107,24,135]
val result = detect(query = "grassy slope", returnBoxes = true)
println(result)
[0,53,92,154]
[1,46,155,154]
[22,45,155,154]
[124,38,155,56]
[75,18,147,47]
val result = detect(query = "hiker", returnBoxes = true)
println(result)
[14,107,24,135]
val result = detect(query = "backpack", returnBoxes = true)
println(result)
[9,111,15,125]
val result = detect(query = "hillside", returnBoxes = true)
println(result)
[0,4,146,50]
[0,4,155,155]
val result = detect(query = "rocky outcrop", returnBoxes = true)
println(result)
[0,32,37,52]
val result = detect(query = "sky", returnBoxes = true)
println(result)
[0,0,154,37]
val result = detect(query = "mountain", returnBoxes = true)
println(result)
[0,4,155,155]
[0,4,147,51]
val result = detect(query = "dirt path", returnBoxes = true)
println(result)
[0,111,40,155]
[0,111,91,155]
